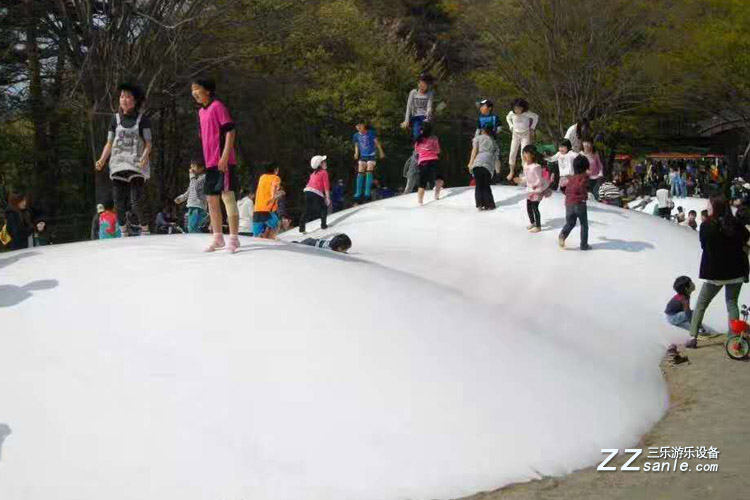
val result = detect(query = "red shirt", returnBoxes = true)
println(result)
[565,174,589,205]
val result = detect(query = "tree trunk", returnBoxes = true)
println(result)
[24,0,48,208]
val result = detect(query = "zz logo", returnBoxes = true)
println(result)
[597,448,642,471]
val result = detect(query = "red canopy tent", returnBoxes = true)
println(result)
[646,152,724,160]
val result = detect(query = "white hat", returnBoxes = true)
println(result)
[310,155,327,169]
[96,204,105,214]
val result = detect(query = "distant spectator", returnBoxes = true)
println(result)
[331,179,345,212]
[675,206,686,224]
[3,193,33,251]
[687,210,698,230]
[237,189,254,236]
[174,161,207,234]
[156,204,183,234]
[598,178,623,207]
[33,220,50,246]
[277,184,292,232]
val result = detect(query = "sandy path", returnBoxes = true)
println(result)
[460,338,750,500]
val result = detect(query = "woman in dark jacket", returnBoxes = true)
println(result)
[4,193,34,251]
[688,196,750,347]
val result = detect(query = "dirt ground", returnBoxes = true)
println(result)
[460,337,750,500]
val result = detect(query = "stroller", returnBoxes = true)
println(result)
[726,304,750,360]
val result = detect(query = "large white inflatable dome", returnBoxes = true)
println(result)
[1,185,744,500]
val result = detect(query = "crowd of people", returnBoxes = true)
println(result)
[3,73,749,363]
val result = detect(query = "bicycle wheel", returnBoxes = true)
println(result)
[725,335,750,360]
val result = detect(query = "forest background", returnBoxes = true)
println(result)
[2,0,750,241]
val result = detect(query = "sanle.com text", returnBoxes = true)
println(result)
[597,448,720,473]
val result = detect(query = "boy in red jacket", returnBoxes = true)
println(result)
[559,155,591,250]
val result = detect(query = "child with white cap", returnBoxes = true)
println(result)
[299,155,331,234]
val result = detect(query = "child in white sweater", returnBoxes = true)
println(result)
[506,98,539,180]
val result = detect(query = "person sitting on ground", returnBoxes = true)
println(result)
[296,233,352,253]
[597,177,624,207]
[91,204,104,240]
[665,275,696,331]
[98,199,121,239]
[687,210,698,230]
[156,204,183,234]
[631,196,651,211]
[675,206,686,224]
[663,275,696,365]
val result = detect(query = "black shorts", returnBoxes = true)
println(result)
[418,161,438,189]
[204,166,238,196]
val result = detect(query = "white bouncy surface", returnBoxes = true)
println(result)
[1,185,745,500]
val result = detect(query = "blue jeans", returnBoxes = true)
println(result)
[187,207,207,234]
[559,203,589,247]
[666,311,692,331]
[410,116,426,139]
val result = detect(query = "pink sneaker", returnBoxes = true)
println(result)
[205,234,226,252]
[227,235,240,254]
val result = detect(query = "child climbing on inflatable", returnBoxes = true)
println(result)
[296,233,352,254]
[98,199,121,239]
[522,144,551,233]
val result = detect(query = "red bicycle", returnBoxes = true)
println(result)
[726,305,750,360]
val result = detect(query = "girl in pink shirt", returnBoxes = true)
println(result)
[414,122,443,205]
[299,155,331,234]
[582,139,604,194]
[523,144,550,233]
